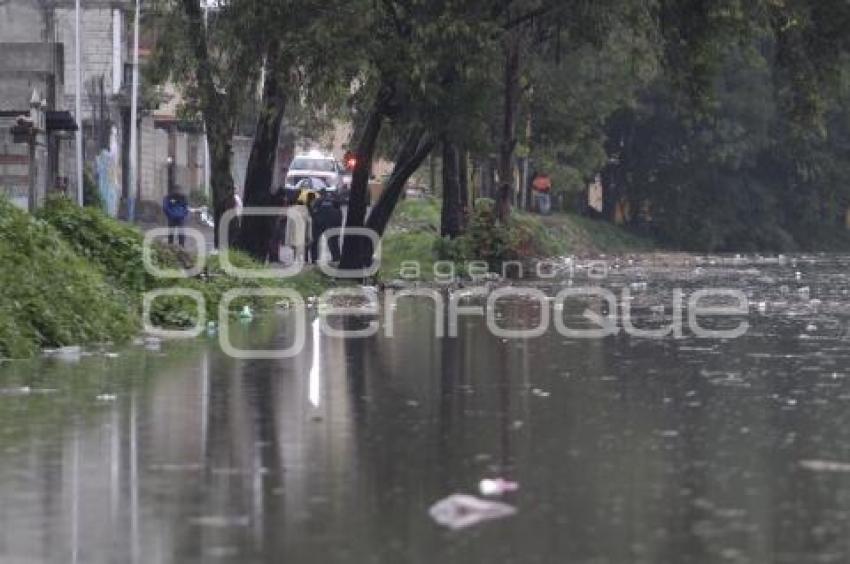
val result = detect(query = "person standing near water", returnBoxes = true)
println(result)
[162,189,189,247]
[531,172,552,215]
[310,191,344,263]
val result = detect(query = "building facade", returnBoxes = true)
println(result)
[0,0,212,217]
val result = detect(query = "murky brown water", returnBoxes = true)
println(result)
[3,254,850,563]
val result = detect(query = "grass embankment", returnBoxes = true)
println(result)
[379,197,657,280]
[0,198,137,358]
[0,195,653,357]
[0,197,327,358]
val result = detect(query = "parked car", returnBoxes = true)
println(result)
[286,153,346,197]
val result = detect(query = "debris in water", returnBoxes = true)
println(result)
[805,323,817,332]
[103,352,120,359]
[211,467,269,476]
[204,547,240,558]
[239,305,254,321]
[429,494,517,530]
[800,460,850,473]
[0,386,31,396]
[531,388,550,398]
[479,478,519,496]
[189,515,250,528]
[149,463,203,472]
[56,346,82,362]
[96,394,117,402]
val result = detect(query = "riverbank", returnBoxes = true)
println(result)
[379,198,658,280]
[0,196,656,358]
[0,197,327,359]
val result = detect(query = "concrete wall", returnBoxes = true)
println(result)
[0,1,45,42]
[138,116,168,203]
[1,1,126,118]
[53,6,117,121]
[0,0,132,202]
[0,0,65,208]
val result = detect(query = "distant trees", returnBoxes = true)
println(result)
[338,0,496,268]
[148,0,850,261]
[601,0,850,250]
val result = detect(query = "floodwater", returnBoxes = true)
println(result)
[3,254,850,563]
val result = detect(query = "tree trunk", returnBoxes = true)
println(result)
[207,122,236,248]
[236,44,286,261]
[429,153,437,195]
[440,137,462,238]
[181,0,236,248]
[366,129,434,237]
[458,146,469,228]
[497,27,521,223]
[339,85,393,270]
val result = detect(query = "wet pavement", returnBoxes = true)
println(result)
[2,254,850,563]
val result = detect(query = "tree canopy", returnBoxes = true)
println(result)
[146,0,850,257]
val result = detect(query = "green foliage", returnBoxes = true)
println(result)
[602,33,850,251]
[0,198,137,358]
[38,196,152,294]
[541,213,657,256]
[36,196,331,332]
[383,199,654,279]
[435,199,559,268]
[379,199,441,280]
[392,198,441,231]
[146,0,850,253]
[526,14,659,197]
[83,169,103,209]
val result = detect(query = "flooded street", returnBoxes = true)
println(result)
[3,255,850,563]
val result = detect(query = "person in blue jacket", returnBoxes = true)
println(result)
[162,189,189,247]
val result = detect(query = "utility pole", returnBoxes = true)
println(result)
[28,91,41,212]
[74,0,83,206]
[202,1,211,201]
[128,0,140,221]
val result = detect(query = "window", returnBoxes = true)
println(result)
[290,158,335,172]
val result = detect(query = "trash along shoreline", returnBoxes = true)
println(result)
[0,196,663,360]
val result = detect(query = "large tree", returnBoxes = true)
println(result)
[148,0,269,247]
[338,0,498,269]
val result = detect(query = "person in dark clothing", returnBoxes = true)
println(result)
[162,190,189,247]
[310,191,344,263]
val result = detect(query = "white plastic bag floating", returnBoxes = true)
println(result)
[428,494,516,530]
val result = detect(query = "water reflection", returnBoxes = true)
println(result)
[3,255,850,562]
